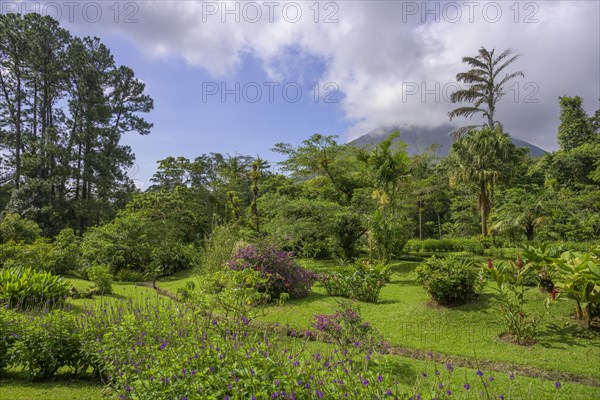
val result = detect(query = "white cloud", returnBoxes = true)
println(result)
[62,0,599,150]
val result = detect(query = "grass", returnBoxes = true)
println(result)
[300,340,600,399]
[257,259,600,382]
[3,260,599,399]
[0,373,102,400]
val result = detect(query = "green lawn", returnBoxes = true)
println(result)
[0,374,102,400]
[257,260,600,382]
[3,261,599,398]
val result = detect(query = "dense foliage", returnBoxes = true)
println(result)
[0,22,598,398]
[0,299,544,399]
[227,245,317,300]
[416,256,480,305]
[319,262,390,303]
[0,267,69,308]
[0,14,153,235]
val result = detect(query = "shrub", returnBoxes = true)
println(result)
[319,262,389,303]
[0,213,41,244]
[0,306,19,374]
[312,301,388,356]
[115,269,146,282]
[87,264,113,295]
[227,245,316,300]
[405,238,485,255]
[51,228,81,274]
[0,239,55,271]
[552,247,600,327]
[416,256,479,305]
[150,243,198,276]
[10,310,83,378]
[0,267,69,309]
[192,268,271,320]
[0,228,81,274]
[485,259,547,344]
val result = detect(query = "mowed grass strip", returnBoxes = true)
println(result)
[258,260,600,381]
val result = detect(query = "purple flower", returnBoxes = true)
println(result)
[509,372,514,380]
[363,379,370,387]
[555,381,561,389]
[464,383,470,390]
[315,389,324,399]
[377,375,383,382]
[446,363,454,372]
[476,370,483,377]
[385,389,393,396]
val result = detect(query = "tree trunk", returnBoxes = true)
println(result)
[437,213,442,239]
[480,180,488,237]
[418,207,423,241]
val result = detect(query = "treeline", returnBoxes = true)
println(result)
[0,13,153,235]
[138,96,598,264]
[0,19,598,273]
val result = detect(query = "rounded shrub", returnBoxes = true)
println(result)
[87,264,113,295]
[415,256,479,305]
[227,245,316,300]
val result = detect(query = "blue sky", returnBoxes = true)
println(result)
[5,1,598,187]
[79,29,351,186]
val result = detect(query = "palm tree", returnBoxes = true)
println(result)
[491,188,546,242]
[449,47,524,136]
[449,127,520,237]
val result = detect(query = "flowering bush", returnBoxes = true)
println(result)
[1,294,567,398]
[227,245,316,300]
[485,258,549,345]
[0,306,18,374]
[319,262,389,303]
[312,301,388,357]
[415,256,479,305]
[10,310,83,378]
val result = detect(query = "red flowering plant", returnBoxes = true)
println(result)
[227,245,317,301]
[484,258,551,345]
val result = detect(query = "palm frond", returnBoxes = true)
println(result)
[450,125,481,140]
[448,107,486,120]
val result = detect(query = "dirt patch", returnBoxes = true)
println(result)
[498,332,537,346]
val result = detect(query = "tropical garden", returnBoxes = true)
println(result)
[1,13,599,400]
